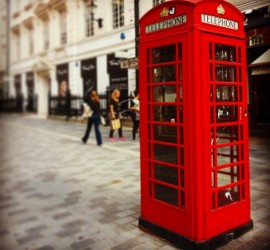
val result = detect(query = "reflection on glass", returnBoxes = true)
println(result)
[217,105,237,122]
[154,183,178,206]
[153,65,176,82]
[154,144,177,164]
[152,44,176,64]
[216,85,237,102]
[215,44,236,62]
[154,163,178,185]
[215,65,236,82]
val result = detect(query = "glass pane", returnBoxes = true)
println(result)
[154,163,178,185]
[152,85,176,102]
[215,65,236,82]
[154,144,177,164]
[180,190,185,208]
[216,105,238,122]
[178,43,182,60]
[153,105,177,122]
[179,126,184,144]
[147,68,150,83]
[152,44,176,64]
[216,126,239,145]
[180,147,184,166]
[178,64,183,81]
[153,124,177,143]
[215,44,236,62]
[154,183,178,206]
[217,186,240,208]
[210,85,213,102]
[179,85,183,101]
[216,85,237,102]
[217,165,240,187]
[217,145,238,166]
[180,169,185,187]
[152,65,176,82]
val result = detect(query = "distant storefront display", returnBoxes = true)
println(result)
[26,72,35,112]
[107,53,128,101]
[81,58,97,94]
[14,74,21,98]
[56,63,69,97]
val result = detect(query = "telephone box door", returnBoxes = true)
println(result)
[202,34,251,238]
[140,35,192,238]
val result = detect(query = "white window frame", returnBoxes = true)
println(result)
[112,0,124,29]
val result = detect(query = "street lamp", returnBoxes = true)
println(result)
[87,0,103,36]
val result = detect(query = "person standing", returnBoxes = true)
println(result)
[130,90,140,140]
[81,89,102,146]
[108,89,126,141]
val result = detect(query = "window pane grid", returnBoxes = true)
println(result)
[112,0,124,29]
[209,42,245,210]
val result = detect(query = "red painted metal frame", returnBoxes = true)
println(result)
[139,0,252,245]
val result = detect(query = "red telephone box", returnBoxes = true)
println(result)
[139,0,253,249]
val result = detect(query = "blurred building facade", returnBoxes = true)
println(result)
[0,0,270,120]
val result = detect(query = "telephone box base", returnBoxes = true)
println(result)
[139,217,253,250]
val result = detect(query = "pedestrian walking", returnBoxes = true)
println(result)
[130,90,140,140]
[81,89,103,146]
[108,89,127,141]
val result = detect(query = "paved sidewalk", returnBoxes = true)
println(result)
[0,114,269,250]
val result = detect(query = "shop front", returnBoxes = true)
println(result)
[107,53,128,110]
[81,58,97,95]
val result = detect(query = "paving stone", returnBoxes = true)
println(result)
[70,238,95,249]
[0,114,269,250]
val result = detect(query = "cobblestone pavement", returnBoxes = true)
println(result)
[0,114,269,250]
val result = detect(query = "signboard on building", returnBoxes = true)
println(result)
[120,57,138,69]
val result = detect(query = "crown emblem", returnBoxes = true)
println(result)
[217,4,225,15]
[160,7,169,17]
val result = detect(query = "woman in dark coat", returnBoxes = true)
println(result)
[82,89,102,146]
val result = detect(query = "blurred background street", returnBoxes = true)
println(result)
[0,114,269,250]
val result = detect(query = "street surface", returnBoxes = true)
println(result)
[0,114,269,250]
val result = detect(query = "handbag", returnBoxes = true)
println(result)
[100,115,106,126]
[82,103,93,118]
[111,118,120,130]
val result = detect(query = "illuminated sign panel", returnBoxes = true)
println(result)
[145,15,187,33]
[201,13,239,30]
